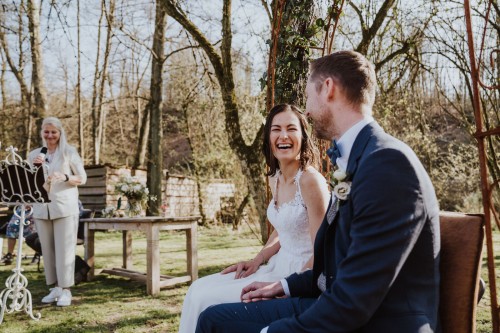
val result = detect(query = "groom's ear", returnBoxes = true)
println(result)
[323,78,337,101]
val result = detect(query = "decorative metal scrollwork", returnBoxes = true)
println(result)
[0,146,49,324]
[0,205,41,323]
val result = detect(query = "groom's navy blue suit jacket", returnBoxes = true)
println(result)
[270,122,441,333]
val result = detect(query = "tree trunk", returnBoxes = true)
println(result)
[146,0,167,216]
[91,1,104,165]
[233,192,250,230]
[94,0,115,165]
[134,106,150,169]
[272,0,316,107]
[77,0,85,160]
[27,0,47,143]
[0,50,6,110]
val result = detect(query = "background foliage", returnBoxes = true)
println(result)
[0,0,498,222]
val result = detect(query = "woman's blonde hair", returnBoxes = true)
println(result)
[41,117,73,164]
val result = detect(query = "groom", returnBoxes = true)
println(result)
[196,50,441,333]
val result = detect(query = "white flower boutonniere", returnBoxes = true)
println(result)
[331,168,352,201]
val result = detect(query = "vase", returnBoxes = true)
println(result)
[126,199,144,217]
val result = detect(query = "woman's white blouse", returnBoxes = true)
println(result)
[28,146,87,220]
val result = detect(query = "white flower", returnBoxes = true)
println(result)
[333,181,351,201]
[121,184,129,192]
[333,169,347,181]
[133,185,142,192]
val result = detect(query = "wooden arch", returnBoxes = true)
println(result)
[464,0,500,331]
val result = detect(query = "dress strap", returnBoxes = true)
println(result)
[273,171,280,204]
[294,169,304,199]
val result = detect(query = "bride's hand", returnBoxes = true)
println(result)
[221,255,264,279]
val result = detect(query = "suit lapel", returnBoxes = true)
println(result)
[330,122,382,228]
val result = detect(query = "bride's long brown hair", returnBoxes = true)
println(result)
[262,104,319,177]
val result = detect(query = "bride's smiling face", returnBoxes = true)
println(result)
[269,110,303,163]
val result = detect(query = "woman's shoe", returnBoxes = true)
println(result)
[41,287,63,303]
[56,289,72,307]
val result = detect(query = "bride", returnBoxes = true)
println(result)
[178,104,330,333]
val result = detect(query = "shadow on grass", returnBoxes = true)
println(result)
[26,309,178,333]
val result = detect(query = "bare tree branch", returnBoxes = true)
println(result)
[260,0,272,26]
[355,0,397,55]
[375,41,411,71]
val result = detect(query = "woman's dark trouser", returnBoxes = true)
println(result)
[195,297,316,333]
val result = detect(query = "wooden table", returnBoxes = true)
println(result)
[81,216,200,296]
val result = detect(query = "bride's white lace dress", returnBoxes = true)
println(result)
[178,170,313,333]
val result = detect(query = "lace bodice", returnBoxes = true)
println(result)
[267,169,313,259]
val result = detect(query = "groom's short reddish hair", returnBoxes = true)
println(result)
[309,50,376,108]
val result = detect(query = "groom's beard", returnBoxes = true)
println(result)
[311,106,336,141]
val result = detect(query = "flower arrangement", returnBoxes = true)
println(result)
[331,168,351,201]
[115,175,151,201]
[114,175,156,216]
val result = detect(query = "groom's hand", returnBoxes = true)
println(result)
[240,281,285,302]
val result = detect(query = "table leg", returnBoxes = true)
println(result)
[84,223,95,280]
[146,224,160,296]
[122,230,133,269]
[187,221,198,281]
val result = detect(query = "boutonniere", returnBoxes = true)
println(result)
[331,168,351,201]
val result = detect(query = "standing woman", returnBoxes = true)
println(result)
[28,117,87,307]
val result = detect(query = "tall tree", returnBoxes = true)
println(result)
[94,0,115,164]
[160,0,269,241]
[0,50,6,110]
[90,0,105,164]
[0,1,32,152]
[89,0,115,165]
[27,0,47,143]
[146,0,167,216]
[77,0,84,160]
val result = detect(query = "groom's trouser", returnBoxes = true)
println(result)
[195,297,316,333]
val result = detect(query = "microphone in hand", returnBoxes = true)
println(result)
[34,147,48,166]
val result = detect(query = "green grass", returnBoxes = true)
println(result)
[0,224,495,332]
[475,230,499,333]
[0,224,261,333]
